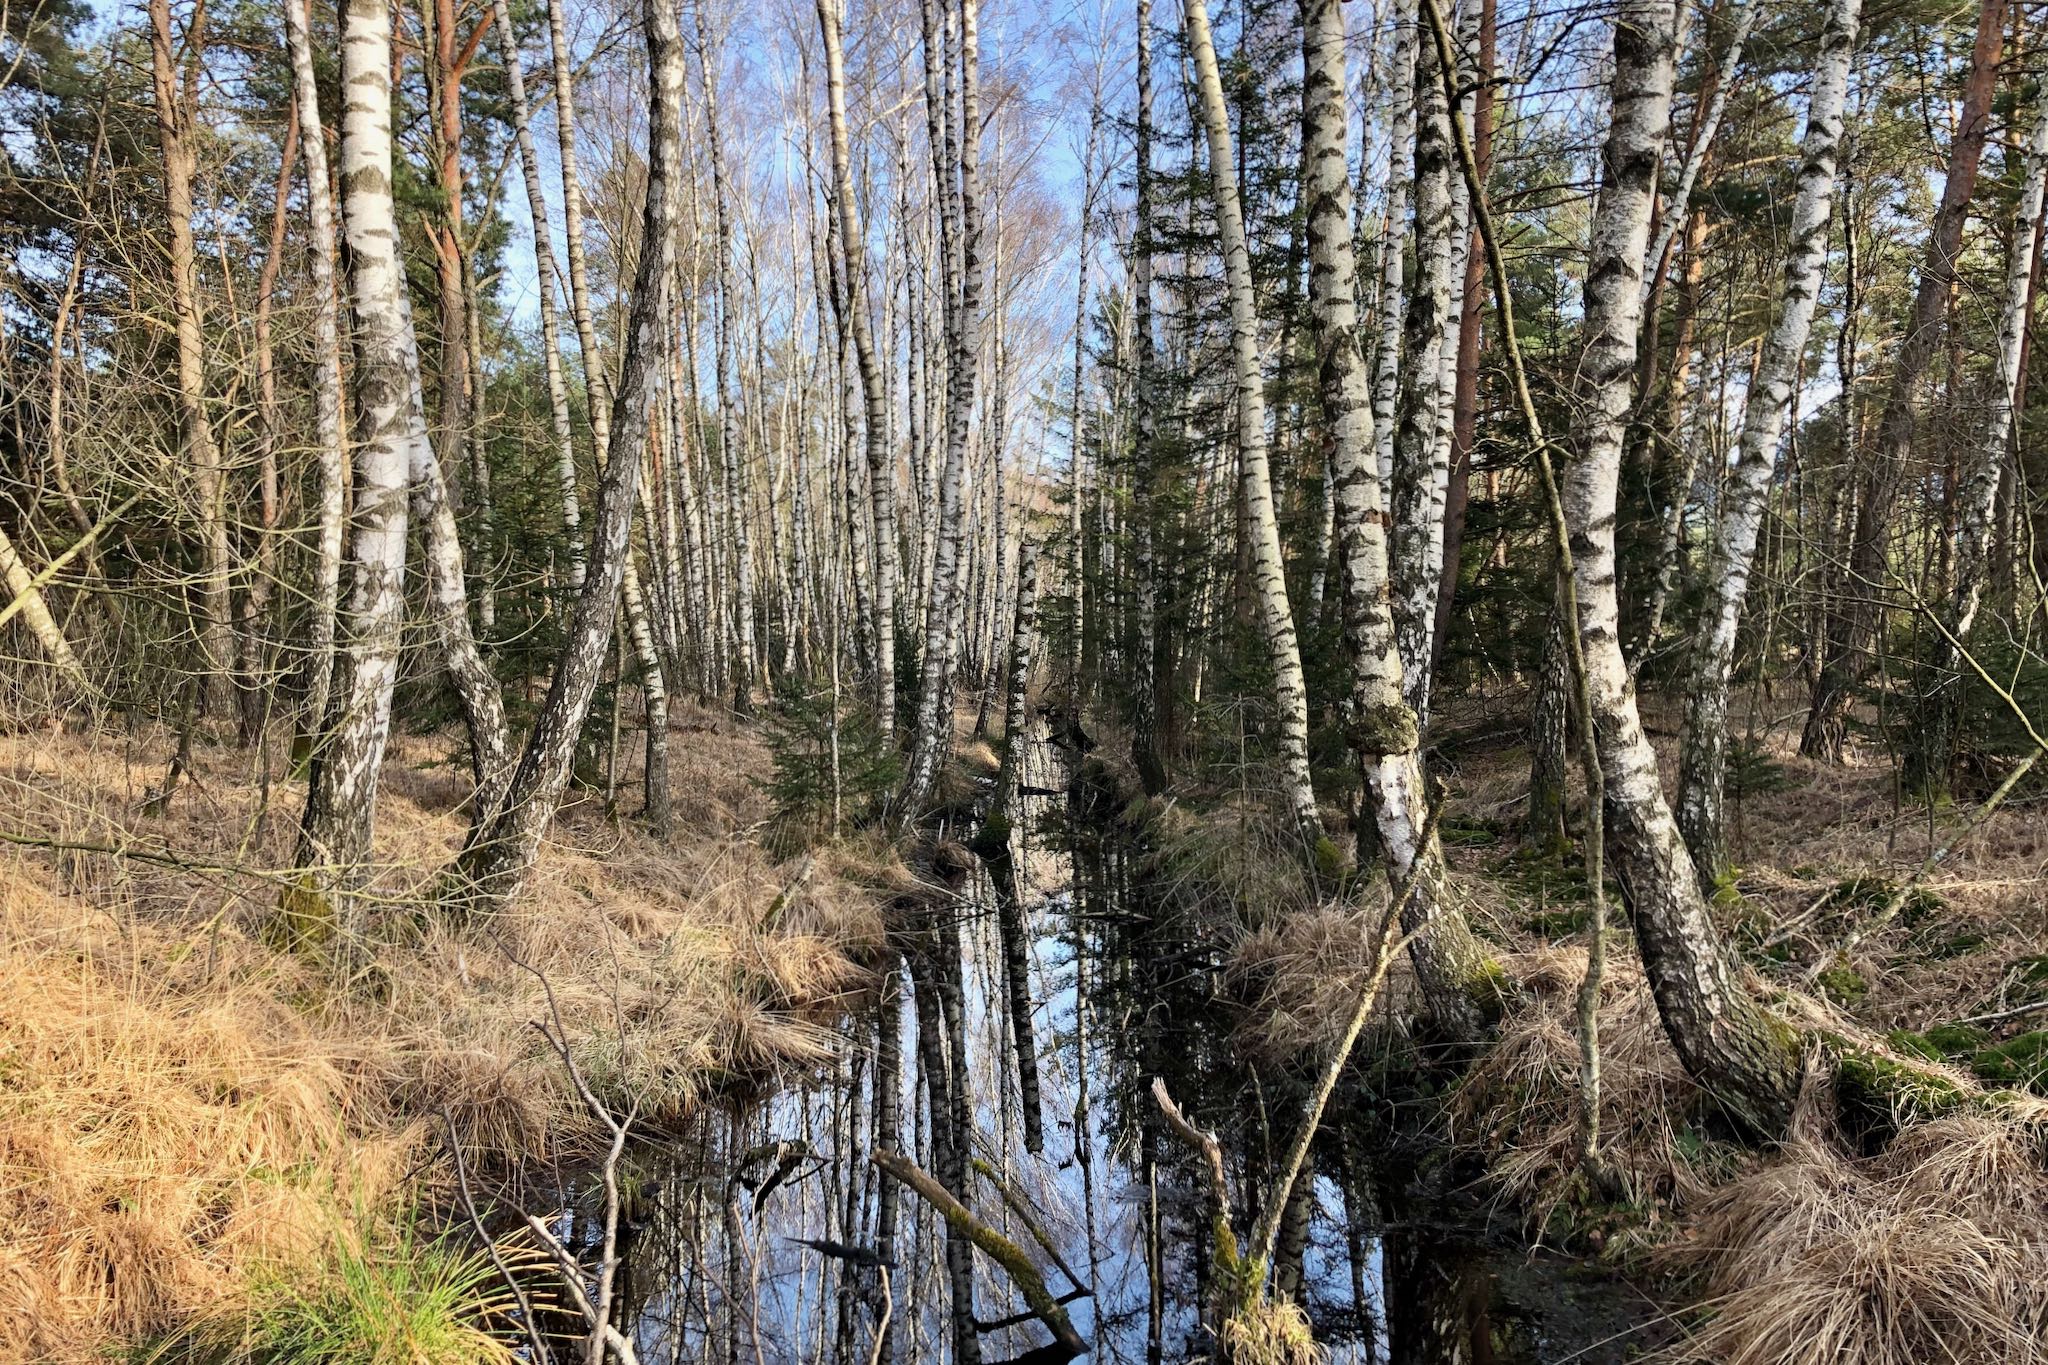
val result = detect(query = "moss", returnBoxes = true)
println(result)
[1831,1040,1970,1122]
[1925,1022,1990,1055]
[1971,1032,2048,1092]
[1886,1029,1944,1062]
[1524,906,1593,938]
[1439,816,1501,848]
[1814,960,1868,1002]
[1708,867,1745,911]
[1348,699,1420,755]
[1464,957,1514,1017]
[1310,833,1347,883]
[264,877,336,955]
[967,810,1012,862]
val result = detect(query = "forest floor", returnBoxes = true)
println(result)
[0,701,890,1361]
[1427,694,2048,1361]
[4,688,2046,1361]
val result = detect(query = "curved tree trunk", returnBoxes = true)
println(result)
[1183,0,1321,849]
[1676,0,1859,885]
[1563,0,1801,1138]
[1305,0,1501,1039]
[453,0,682,914]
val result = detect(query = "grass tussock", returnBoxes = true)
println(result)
[1217,1297,1326,1365]
[0,878,411,1359]
[1660,1114,2048,1365]
[162,1212,520,1365]
[0,702,883,1358]
[1449,947,1734,1231]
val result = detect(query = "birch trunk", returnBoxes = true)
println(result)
[285,0,346,738]
[491,0,584,586]
[900,0,986,820]
[1371,0,1417,497]
[1390,17,1459,731]
[293,0,419,938]
[401,297,513,817]
[1184,0,1322,847]
[1130,0,1166,795]
[545,0,673,806]
[977,542,1043,1153]
[695,3,758,712]
[817,0,897,736]
[453,0,681,913]
[146,0,234,707]
[0,529,85,683]
[1676,0,1858,885]
[1564,0,1799,1137]
[1305,0,1502,1038]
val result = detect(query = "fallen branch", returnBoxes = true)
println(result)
[871,1147,1087,1362]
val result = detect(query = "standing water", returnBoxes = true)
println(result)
[536,721,1668,1363]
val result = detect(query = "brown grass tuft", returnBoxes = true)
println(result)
[1450,946,1731,1230]
[1660,1115,2048,1364]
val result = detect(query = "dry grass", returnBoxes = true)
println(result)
[1218,1296,1326,1365]
[1448,945,1734,1233]
[1659,1113,2048,1364]
[0,701,884,1357]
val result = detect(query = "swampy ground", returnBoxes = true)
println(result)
[3,695,2046,1362]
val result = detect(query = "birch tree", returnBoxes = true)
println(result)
[900,0,987,819]
[1916,89,2048,791]
[292,0,423,941]
[284,0,346,738]
[817,0,897,737]
[1304,0,1501,1036]
[1803,0,2009,760]
[1676,0,1860,885]
[454,0,683,913]
[1389,12,1458,728]
[1183,0,1321,848]
[1561,0,1800,1136]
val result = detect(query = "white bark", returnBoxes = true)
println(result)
[295,0,418,924]
[1370,0,1417,496]
[1563,0,1799,1136]
[455,0,682,912]
[1951,93,2048,641]
[817,0,898,736]
[0,528,85,683]
[491,0,584,587]
[1305,0,1498,1035]
[1676,0,1859,882]
[285,0,345,736]
[696,1,758,710]
[1641,0,1759,302]
[1184,0,1321,844]
[901,0,987,819]
[1390,19,1458,728]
